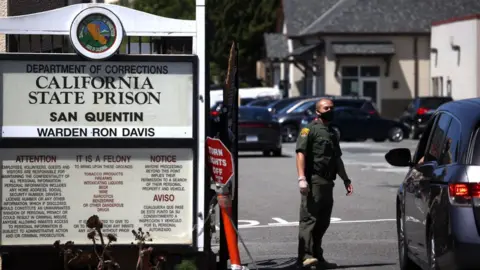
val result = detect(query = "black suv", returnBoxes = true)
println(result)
[399,96,453,139]
[277,96,378,142]
[331,97,380,116]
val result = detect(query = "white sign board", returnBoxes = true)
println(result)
[0,148,194,245]
[0,59,194,138]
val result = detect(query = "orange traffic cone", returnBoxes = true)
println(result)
[217,193,245,270]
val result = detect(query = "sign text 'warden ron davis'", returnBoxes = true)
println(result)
[0,60,195,139]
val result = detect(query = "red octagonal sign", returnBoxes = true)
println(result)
[206,137,234,185]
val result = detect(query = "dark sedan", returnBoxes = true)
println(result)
[300,107,410,142]
[238,106,282,156]
[263,96,308,114]
[386,98,480,270]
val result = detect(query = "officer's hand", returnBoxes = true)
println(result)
[298,177,309,195]
[344,180,353,196]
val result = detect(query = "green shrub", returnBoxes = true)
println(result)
[175,259,197,270]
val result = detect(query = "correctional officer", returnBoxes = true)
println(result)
[295,98,353,269]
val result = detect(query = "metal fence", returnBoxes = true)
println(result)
[6,34,193,55]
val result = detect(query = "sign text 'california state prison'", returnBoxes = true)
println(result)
[0,60,194,138]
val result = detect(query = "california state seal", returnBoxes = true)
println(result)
[77,13,117,53]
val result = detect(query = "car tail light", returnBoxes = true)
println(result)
[448,183,480,206]
[417,107,429,115]
[368,110,377,114]
[211,111,219,117]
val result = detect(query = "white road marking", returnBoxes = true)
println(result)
[368,153,388,157]
[240,218,395,229]
[269,217,290,225]
[375,167,409,173]
[238,220,260,228]
[342,160,391,167]
[213,218,395,230]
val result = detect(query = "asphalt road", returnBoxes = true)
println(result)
[214,139,419,270]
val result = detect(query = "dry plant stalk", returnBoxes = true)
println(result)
[55,215,168,270]
[224,42,238,107]
[53,240,98,269]
[224,42,236,88]
[132,228,165,270]
[86,215,120,270]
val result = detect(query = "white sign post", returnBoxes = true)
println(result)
[0,0,207,258]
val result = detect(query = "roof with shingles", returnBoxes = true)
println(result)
[263,33,289,59]
[296,0,480,36]
[282,0,338,36]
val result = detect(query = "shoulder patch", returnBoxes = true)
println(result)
[300,128,310,137]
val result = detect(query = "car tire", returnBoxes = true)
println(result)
[397,202,417,270]
[388,126,404,142]
[427,222,440,270]
[281,124,298,143]
[272,148,282,157]
[410,124,420,140]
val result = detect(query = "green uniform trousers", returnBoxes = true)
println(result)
[297,175,334,262]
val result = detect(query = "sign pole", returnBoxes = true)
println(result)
[231,42,239,241]
[206,137,245,270]
[218,41,237,268]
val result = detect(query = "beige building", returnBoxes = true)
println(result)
[263,0,480,118]
[430,14,480,100]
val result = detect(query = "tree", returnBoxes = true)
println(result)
[133,0,195,20]
[207,0,279,85]
[131,0,279,86]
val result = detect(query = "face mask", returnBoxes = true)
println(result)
[319,110,334,122]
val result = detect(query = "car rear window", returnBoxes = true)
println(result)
[239,108,272,121]
[470,128,480,165]
[240,98,255,105]
[272,98,302,111]
[333,100,363,108]
[249,99,274,106]
[419,98,452,109]
[291,100,316,113]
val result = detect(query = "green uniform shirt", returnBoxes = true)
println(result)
[295,120,342,181]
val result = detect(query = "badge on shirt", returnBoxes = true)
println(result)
[300,128,310,137]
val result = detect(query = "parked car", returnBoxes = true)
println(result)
[277,96,378,142]
[238,106,282,156]
[276,97,319,116]
[240,97,256,106]
[331,96,380,116]
[398,96,453,139]
[300,107,409,142]
[276,98,321,142]
[386,98,480,270]
[245,97,276,107]
[265,96,310,114]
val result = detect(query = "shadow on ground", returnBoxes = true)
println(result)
[248,258,396,269]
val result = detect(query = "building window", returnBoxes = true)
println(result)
[360,66,380,77]
[341,66,358,77]
[446,79,452,97]
[341,65,380,96]
[439,77,444,96]
[341,66,359,96]
[431,78,438,96]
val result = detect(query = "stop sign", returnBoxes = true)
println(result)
[206,137,234,185]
